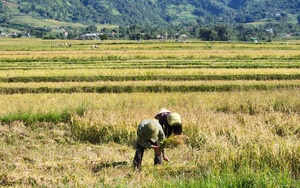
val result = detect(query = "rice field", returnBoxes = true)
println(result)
[0,38,299,187]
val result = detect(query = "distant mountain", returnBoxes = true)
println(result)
[1,0,300,26]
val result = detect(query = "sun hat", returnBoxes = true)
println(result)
[167,112,182,126]
[143,122,159,141]
[155,108,171,119]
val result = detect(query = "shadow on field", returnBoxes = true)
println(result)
[92,161,129,173]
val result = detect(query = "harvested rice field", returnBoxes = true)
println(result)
[0,38,299,187]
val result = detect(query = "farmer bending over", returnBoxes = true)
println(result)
[155,108,182,137]
[133,119,167,170]
[155,108,183,161]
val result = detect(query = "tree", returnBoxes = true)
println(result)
[85,25,98,33]
[199,27,217,41]
[0,1,4,13]
[67,31,74,39]
[100,34,108,40]
[214,25,230,41]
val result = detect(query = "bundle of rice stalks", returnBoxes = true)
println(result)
[159,134,188,149]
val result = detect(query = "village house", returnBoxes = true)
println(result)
[77,33,99,40]
[0,32,8,37]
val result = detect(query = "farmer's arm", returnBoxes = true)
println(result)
[137,133,161,154]
[157,125,170,160]
[157,125,165,141]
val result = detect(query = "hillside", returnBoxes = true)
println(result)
[0,0,300,41]
[1,0,299,26]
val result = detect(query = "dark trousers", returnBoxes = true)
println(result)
[133,142,162,169]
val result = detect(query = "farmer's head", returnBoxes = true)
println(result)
[143,122,158,141]
[155,108,171,119]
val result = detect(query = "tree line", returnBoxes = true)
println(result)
[4,21,298,42]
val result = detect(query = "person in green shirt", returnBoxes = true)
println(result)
[133,119,166,170]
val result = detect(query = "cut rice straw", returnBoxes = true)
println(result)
[160,134,188,149]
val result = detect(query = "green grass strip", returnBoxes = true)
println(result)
[0,84,299,94]
[152,169,298,188]
[0,111,72,125]
[1,59,300,69]
[0,74,299,82]
[1,55,300,62]
[1,64,300,70]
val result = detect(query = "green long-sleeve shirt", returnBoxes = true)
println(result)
[136,119,165,148]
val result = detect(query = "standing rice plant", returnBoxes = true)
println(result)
[70,112,136,144]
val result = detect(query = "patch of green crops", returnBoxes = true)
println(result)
[0,111,71,125]
[151,170,298,188]
[0,74,299,82]
[0,106,88,125]
[0,84,299,94]
[1,58,300,70]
